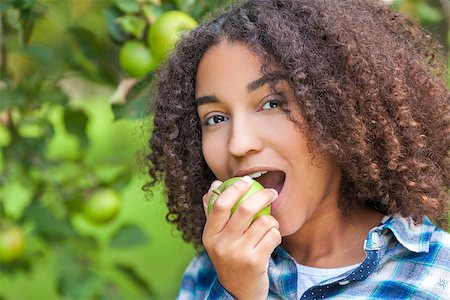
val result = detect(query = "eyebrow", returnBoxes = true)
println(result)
[194,71,288,107]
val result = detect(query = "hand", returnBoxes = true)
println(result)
[202,176,281,300]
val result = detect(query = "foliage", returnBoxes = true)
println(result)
[0,0,448,299]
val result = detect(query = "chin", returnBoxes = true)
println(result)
[274,211,308,238]
[277,220,302,237]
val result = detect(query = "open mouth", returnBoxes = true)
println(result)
[249,171,285,195]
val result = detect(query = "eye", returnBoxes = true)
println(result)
[261,99,281,110]
[204,114,228,126]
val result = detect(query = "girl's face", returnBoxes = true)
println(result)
[195,41,342,236]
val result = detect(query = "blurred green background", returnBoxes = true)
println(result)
[0,0,448,299]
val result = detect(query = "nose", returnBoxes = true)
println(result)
[227,115,263,157]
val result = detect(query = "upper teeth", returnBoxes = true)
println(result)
[248,171,268,179]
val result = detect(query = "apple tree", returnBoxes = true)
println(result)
[0,0,448,299]
[0,0,227,299]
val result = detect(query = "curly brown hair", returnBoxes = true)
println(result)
[146,0,450,248]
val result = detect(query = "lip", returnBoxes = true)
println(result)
[270,179,285,214]
[233,166,283,177]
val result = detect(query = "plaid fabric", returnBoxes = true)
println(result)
[177,215,450,299]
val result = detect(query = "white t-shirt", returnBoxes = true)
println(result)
[296,262,361,298]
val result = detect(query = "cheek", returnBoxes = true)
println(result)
[202,133,228,178]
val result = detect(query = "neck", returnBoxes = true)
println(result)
[281,201,383,268]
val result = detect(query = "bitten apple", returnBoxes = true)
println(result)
[207,177,271,220]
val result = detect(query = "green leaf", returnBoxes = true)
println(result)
[109,224,149,248]
[1,179,33,220]
[46,162,84,185]
[17,123,44,138]
[0,1,14,13]
[114,0,140,14]
[174,0,195,12]
[0,124,12,147]
[115,15,146,38]
[142,4,164,24]
[45,132,81,161]
[19,4,41,44]
[390,0,402,11]
[38,86,69,106]
[0,89,26,110]
[5,7,20,30]
[67,26,118,83]
[22,43,56,70]
[103,5,129,43]
[112,95,150,120]
[16,73,43,95]
[68,27,102,60]
[93,163,127,184]
[57,270,103,299]
[6,126,49,163]
[112,73,154,119]
[24,201,75,241]
[416,2,442,25]
[63,108,89,147]
[114,263,155,297]
[13,0,35,9]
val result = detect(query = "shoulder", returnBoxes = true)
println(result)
[430,226,450,246]
[410,227,450,298]
[375,216,450,298]
[427,226,450,269]
[380,215,450,267]
[177,250,218,299]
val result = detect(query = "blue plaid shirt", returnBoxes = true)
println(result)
[177,215,450,299]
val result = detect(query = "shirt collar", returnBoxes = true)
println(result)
[376,214,435,253]
[274,214,436,256]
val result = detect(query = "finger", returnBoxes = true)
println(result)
[253,226,282,258]
[204,176,253,235]
[240,215,279,248]
[223,188,278,239]
[203,180,222,217]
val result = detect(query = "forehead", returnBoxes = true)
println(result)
[195,41,263,97]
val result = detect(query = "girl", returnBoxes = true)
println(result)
[147,0,450,298]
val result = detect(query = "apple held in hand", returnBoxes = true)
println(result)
[207,177,271,220]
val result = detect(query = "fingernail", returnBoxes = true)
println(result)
[211,180,222,189]
[241,175,252,184]
[269,189,278,198]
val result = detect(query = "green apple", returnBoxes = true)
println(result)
[119,40,157,78]
[147,10,198,62]
[207,177,271,220]
[0,226,26,263]
[82,189,121,225]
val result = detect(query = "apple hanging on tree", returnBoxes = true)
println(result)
[147,10,198,63]
[0,225,26,263]
[119,40,157,78]
[81,189,121,225]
